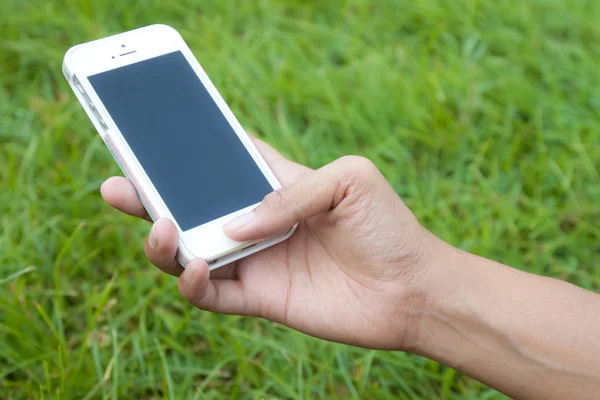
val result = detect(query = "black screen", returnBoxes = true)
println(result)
[89,51,272,231]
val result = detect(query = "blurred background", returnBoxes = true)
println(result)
[1,0,599,398]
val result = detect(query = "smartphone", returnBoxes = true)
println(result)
[62,24,296,269]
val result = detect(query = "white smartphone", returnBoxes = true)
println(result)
[63,24,296,269]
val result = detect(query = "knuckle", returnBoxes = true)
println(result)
[337,155,380,185]
[177,279,196,302]
[144,241,156,260]
[207,282,220,311]
[262,187,287,211]
[339,155,378,173]
[145,244,168,267]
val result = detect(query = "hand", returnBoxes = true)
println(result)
[101,138,448,350]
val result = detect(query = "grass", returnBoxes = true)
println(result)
[1,0,599,398]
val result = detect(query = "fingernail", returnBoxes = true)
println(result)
[182,261,196,282]
[148,225,158,248]
[224,212,255,231]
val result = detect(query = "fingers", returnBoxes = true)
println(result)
[102,135,309,279]
[224,155,380,241]
[178,259,259,316]
[142,217,237,278]
[101,177,152,221]
[144,218,184,276]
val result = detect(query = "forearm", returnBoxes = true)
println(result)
[416,243,600,399]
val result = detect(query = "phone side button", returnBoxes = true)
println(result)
[75,82,85,94]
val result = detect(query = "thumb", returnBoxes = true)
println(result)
[224,156,379,241]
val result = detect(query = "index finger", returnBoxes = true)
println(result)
[101,176,152,222]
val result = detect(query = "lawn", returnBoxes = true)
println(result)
[1,0,599,398]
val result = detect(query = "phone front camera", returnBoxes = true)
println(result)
[121,44,125,48]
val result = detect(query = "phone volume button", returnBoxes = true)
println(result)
[98,118,108,131]
[76,82,85,94]
[89,102,97,112]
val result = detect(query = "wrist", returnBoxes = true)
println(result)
[410,243,520,366]
[407,235,469,355]
[409,244,600,399]
[409,248,529,395]
[398,231,467,353]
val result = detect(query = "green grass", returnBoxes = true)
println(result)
[1,0,599,398]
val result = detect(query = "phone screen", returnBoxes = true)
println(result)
[88,51,273,231]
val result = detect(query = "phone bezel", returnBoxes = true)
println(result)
[64,24,293,266]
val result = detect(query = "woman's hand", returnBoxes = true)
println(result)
[102,137,600,398]
[101,138,448,350]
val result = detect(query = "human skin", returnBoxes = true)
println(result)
[101,138,600,399]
